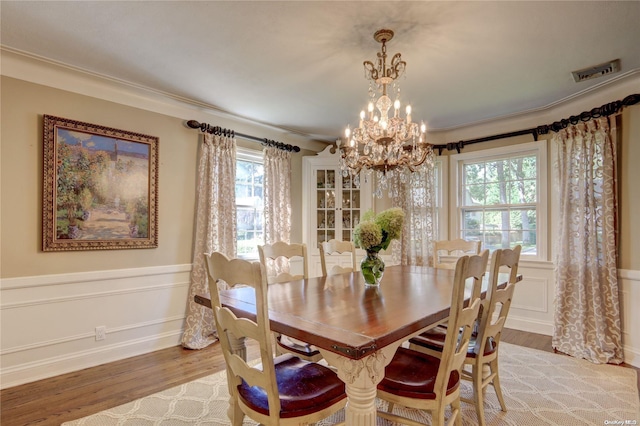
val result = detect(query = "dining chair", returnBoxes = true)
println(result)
[410,246,522,426]
[376,254,484,426]
[429,248,488,332]
[203,252,347,426]
[319,239,357,276]
[257,242,322,362]
[258,241,309,284]
[434,238,482,269]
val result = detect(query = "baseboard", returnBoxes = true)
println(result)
[623,345,640,369]
[1,330,183,389]
[505,315,640,368]
[504,316,553,336]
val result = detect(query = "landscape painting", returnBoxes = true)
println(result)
[42,115,158,251]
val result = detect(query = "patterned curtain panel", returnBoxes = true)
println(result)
[552,116,623,364]
[391,152,436,266]
[181,133,237,349]
[263,147,291,244]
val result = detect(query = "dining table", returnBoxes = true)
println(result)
[195,264,521,426]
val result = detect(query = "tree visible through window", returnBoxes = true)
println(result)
[236,150,264,258]
[455,141,546,257]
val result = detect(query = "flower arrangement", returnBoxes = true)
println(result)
[354,207,405,253]
[353,207,404,285]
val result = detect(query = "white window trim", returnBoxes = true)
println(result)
[449,140,548,261]
[236,146,263,162]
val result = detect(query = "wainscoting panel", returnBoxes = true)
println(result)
[619,269,640,368]
[2,264,638,387]
[0,264,192,389]
[504,261,555,335]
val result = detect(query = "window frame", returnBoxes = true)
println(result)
[449,140,548,261]
[235,147,265,260]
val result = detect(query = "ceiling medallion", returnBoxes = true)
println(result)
[339,29,433,198]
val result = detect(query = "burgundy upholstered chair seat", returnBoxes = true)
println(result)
[238,354,346,418]
[378,347,460,400]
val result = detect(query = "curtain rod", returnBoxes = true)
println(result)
[432,93,640,155]
[186,120,301,153]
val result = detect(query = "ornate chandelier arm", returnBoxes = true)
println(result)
[400,144,432,172]
[388,53,406,80]
[364,60,380,81]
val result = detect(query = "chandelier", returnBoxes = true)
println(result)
[339,29,433,196]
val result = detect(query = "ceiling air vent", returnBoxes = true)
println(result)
[572,59,620,82]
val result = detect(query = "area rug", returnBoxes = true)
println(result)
[63,343,639,425]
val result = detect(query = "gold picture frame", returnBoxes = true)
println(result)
[43,115,159,251]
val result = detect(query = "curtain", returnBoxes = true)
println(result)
[552,116,623,364]
[391,151,437,266]
[263,147,291,244]
[181,133,236,349]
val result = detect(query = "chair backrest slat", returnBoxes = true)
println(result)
[467,249,490,301]
[258,242,309,284]
[434,239,482,269]
[319,239,357,276]
[474,245,521,356]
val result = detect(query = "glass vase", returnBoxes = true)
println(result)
[361,250,385,286]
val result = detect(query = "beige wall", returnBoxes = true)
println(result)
[0,76,318,278]
[619,105,640,270]
[1,77,196,277]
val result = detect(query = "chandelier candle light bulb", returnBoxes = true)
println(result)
[339,28,434,198]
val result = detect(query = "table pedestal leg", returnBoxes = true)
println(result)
[227,331,246,360]
[320,344,400,426]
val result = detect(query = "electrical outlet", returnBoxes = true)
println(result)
[95,326,106,341]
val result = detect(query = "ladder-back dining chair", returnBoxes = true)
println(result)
[319,239,357,277]
[434,238,482,269]
[257,242,322,362]
[410,246,521,426]
[258,241,309,284]
[203,252,347,426]
[376,254,484,426]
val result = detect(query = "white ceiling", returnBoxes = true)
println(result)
[2,1,640,142]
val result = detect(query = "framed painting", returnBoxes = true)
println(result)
[42,115,159,251]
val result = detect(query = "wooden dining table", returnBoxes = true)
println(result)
[195,264,521,426]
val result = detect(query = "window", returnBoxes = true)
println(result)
[451,141,547,259]
[236,148,264,258]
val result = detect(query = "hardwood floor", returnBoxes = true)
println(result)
[1,329,638,425]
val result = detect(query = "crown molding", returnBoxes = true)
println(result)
[0,46,327,151]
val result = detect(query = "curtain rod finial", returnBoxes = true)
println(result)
[186,120,201,129]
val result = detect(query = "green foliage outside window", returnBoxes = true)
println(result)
[236,157,264,257]
[461,155,537,254]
